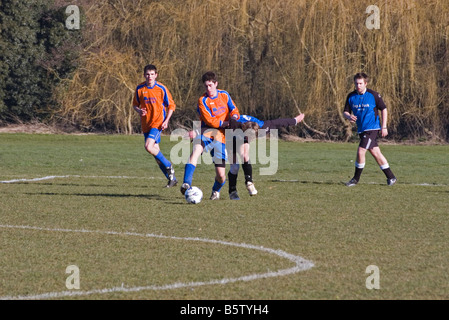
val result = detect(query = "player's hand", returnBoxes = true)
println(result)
[140,108,147,116]
[161,121,168,130]
[185,130,197,139]
[295,113,305,123]
[229,118,240,130]
[348,115,357,123]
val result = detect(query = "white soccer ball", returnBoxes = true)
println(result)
[185,186,203,204]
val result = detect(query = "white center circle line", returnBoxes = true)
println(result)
[0,224,314,300]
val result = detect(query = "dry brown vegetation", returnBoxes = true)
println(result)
[55,0,449,142]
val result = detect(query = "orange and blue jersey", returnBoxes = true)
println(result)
[197,89,240,143]
[133,81,176,133]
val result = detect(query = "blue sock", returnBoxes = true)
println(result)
[183,163,196,185]
[157,161,169,179]
[154,151,171,168]
[212,179,226,192]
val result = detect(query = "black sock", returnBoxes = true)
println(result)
[382,167,395,180]
[228,172,238,192]
[353,167,363,182]
[242,162,252,183]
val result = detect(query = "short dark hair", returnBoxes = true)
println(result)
[354,72,369,83]
[144,64,157,74]
[202,71,217,83]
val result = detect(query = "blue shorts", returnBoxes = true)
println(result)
[195,135,227,165]
[144,128,162,144]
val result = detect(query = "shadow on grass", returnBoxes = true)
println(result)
[22,191,188,205]
[271,179,449,187]
[271,179,341,185]
[24,192,169,201]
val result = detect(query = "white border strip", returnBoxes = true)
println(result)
[0,224,314,300]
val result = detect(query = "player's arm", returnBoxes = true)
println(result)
[161,108,174,130]
[219,94,240,128]
[343,111,356,122]
[161,88,176,130]
[133,104,146,116]
[132,90,146,116]
[380,108,388,137]
[226,94,240,121]
[373,90,388,137]
[343,97,357,122]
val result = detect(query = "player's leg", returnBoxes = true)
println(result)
[228,163,240,200]
[228,136,243,199]
[181,141,204,195]
[346,132,369,186]
[211,163,226,200]
[144,129,177,187]
[209,141,227,200]
[369,146,397,185]
[240,141,257,196]
[262,118,297,131]
[228,137,239,189]
[354,146,367,180]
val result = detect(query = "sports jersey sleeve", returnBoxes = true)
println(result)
[238,115,264,127]
[132,83,145,107]
[344,92,354,114]
[226,93,240,120]
[161,84,176,112]
[369,89,387,110]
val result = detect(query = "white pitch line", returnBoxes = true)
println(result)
[0,175,74,183]
[0,224,314,300]
[0,175,159,183]
[2,176,447,187]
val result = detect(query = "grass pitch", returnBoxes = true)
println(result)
[1,133,448,300]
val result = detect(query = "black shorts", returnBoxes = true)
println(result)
[358,130,380,149]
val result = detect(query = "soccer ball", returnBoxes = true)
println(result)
[185,186,203,204]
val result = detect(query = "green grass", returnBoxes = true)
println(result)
[1,133,448,300]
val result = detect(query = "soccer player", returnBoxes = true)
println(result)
[226,113,305,200]
[181,71,240,200]
[133,64,177,187]
[343,72,397,187]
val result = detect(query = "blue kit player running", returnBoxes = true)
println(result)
[343,72,397,187]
